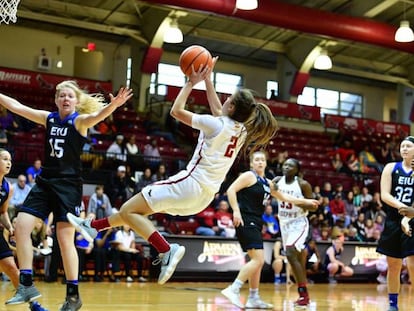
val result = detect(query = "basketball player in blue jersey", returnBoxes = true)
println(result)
[67,59,279,286]
[273,158,318,309]
[0,82,133,311]
[221,151,319,309]
[0,149,19,290]
[377,136,414,311]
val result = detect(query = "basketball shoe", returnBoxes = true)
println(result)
[59,296,82,311]
[245,297,273,309]
[66,213,97,243]
[154,243,186,285]
[30,301,49,311]
[221,286,244,309]
[294,296,310,309]
[6,284,41,304]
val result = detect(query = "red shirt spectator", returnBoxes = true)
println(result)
[329,194,345,218]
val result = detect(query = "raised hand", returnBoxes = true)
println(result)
[109,87,133,108]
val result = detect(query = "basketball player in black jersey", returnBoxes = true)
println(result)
[0,149,19,290]
[0,81,132,311]
[376,136,414,311]
[221,150,319,309]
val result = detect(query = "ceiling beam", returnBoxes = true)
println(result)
[18,10,148,45]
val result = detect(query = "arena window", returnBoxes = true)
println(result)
[298,86,363,118]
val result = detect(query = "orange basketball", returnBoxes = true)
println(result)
[179,45,213,76]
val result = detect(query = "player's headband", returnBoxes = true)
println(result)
[403,136,414,144]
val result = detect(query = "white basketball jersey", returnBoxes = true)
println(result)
[186,115,246,194]
[276,176,308,222]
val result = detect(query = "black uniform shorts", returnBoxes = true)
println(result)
[18,175,82,222]
[236,222,263,252]
[377,216,414,258]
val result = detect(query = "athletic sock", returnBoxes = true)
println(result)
[19,270,33,286]
[298,283,308,297]
[389,293,398,309]
[230,279,244,292]
[248,288,259,299]
[148,231,170,253]
[66,280,79,298]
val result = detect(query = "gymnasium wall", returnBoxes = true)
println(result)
[0,24,401,124]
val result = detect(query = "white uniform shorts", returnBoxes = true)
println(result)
[280,216,309,252]
[141,170,215,216]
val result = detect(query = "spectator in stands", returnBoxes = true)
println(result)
[106,134,127,165]
[352,212,366,242]
[143,138,161,170]
[312,185,322,202]
[126,134,139,156]
[151,163,168,182]
[309,215,322,241]
[106,165,136,209]
[87,185,114,220]
[114,225,147,282]
[352,185,362,209]
[195,206,224,237]
[360,186,373,207]
[323,233,354,284]
[358,145,384,173]
[8,174,31,220]
[320,181,334,201]
[26,158,42,187]
[320,225,332,242]
[331,153,345,173]
[333,183,345,200]
[262,203,280,239]
[135,167,152,193]
[0,106,19,133]
[320,196,334,227]
[329,193,346,224]
[215,200,235,238]
[380,141,397,164]
[345,153,364,175]
[364,218,379,242]
[93,228,120,282]
[344,190,358,228]
[125,134,141,171]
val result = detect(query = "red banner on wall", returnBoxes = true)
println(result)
[260,98,321,122]
[324,114,410,137]
[166,86,321,121]
[0,67,112,94]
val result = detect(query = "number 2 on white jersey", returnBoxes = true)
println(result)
[224,136,238,158]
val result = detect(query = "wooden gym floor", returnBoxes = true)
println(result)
[0,281,411,311]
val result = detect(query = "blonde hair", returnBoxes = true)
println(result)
[55,80,106,115]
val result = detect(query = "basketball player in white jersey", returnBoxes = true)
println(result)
[274,158,317,308]
[68,59,279,286]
